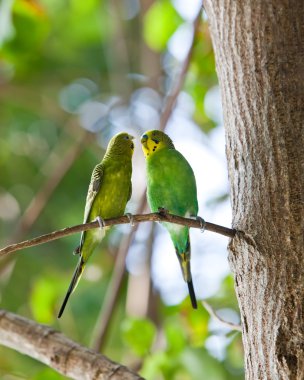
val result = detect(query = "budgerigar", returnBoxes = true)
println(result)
[58,132,134,318]
[141,130,198,309]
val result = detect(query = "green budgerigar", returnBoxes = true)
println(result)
[141,130,199,309]
[58,132,134,318]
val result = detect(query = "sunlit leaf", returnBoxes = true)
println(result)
[121,317,156,357]
[32,367,66,380]
[143,0,182,51]
[30,276,60,324]
[164,318,187,354]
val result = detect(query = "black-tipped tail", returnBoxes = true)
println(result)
[57,257,85,318]
[187,280,198,309]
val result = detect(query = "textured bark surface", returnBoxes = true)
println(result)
[204,1,304,379]
[0,310,143,380]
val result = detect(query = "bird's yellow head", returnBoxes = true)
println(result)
[141,130,175,158]
[106,132,134,158]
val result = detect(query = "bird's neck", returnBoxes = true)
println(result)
[103,149,132,162]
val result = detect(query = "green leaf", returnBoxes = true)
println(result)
[121,317,156,357]
[32,367,66,380]
[30,275,60,324]
[143,0,182,51]
[164,318,187,354]
[187,307,210,347]
[141,351,169,379]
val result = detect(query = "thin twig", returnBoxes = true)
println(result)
[126,223,156,319]
[0,213,236,258]
[91,228,139,351]
[0,309,143,380]
[202,301,242,332]
[91,194,147,351]
[90,3,204,353]
[159,4,203,130]
[0,129,92,280]
[9,129,93,244]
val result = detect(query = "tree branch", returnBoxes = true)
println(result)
[9,129,93,244]
[91,230,137,352]
[0,213,235,258]
[89,2,205,352]
[91,194,148,352]
[202,301,242,332]
[0,309,143,380]
[159,3,203,130]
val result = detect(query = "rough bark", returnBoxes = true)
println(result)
[204,1,304,379]
[0,309,143,380]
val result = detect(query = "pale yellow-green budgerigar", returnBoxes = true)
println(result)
[141,130,199,309]
[58,132,134,318]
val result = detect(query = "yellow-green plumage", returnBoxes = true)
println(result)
[58,132,134,318]
[141,130,198,309]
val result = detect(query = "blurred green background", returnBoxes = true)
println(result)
[0,0,243,379]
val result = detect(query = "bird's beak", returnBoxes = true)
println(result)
[141,134,150,157]
[141,134,148,147]
[129,135,135,150]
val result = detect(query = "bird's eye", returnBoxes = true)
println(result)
[152,138,159,144]
[124,135,129,140]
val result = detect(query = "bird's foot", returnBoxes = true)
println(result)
[125,213,135,227]
[73,246,81,256]
[95,216,105,231]
[158,207,169,217]
[196,216,206,233]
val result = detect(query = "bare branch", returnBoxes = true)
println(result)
[91,230,137,351]
[0,309,143,380]
[91,195,147,351]
[10,129,93,244]
[90,3,204,352]
[160,4,203,130]
[0,212,236,258]
[202,301,242,332]
[89,2,206,353]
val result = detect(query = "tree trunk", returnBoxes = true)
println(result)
[204,1,304,379]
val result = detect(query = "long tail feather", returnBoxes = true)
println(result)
[175,238,198,309]
[57,256,85,318]
[187,280,198,309]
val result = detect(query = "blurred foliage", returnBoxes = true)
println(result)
[122,317,157,357]
[0,0,243,379]
[143,1,182,51]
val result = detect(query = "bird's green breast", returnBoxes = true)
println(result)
[146,148,198,217]
[90,159,132,221]
[146,148,198,252]
[81,157,132,259]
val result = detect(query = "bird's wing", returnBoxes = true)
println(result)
[74,163,103,254]
[83,163,104,224]
[127,180,132,201]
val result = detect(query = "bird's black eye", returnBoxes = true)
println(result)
[124,135,129,140]
[152,138,159,144]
